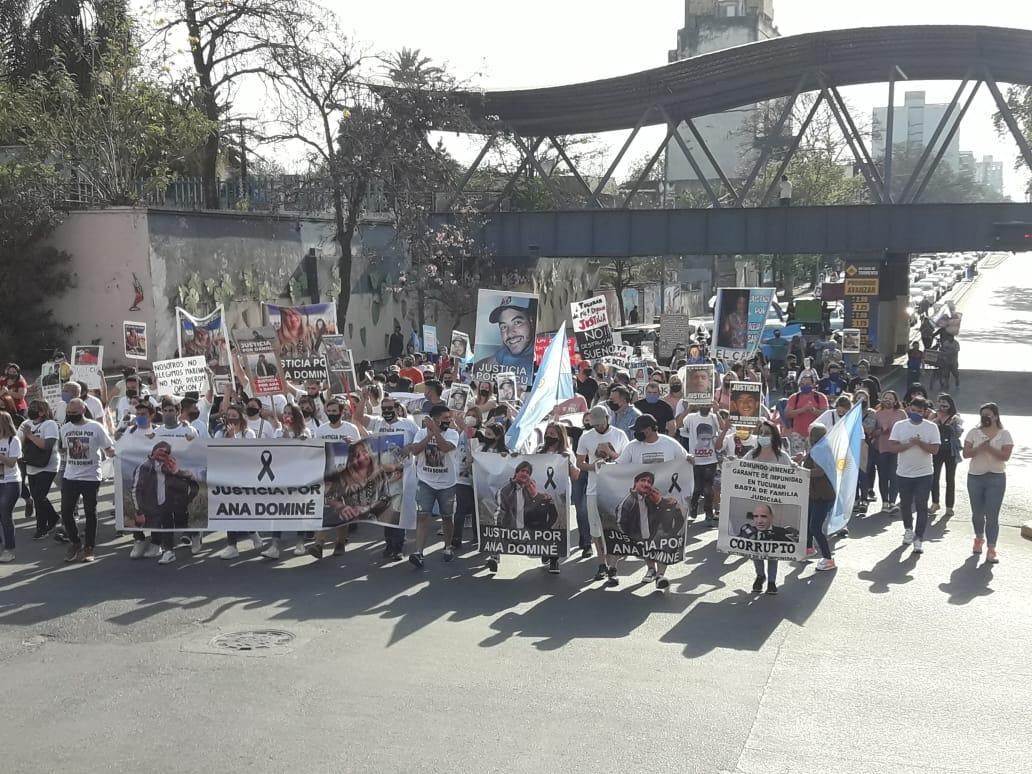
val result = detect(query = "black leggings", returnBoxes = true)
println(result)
[932,454,957,509]
[27,471,59,534]
[690,464,717,518]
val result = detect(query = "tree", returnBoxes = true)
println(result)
[596,257,664,325]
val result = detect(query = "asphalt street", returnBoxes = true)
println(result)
[1,256,1029,774]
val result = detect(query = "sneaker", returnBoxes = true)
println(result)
[815,558,836,571]
[53,527,69,543]
[293,538,307,556]
[986,548,999,564]
[32,530,46,541]
[82,546,95,562]
[307,543,324,561]
[580,545,593,560]
[912,538,924,555]
[217,545,240,560]
[485,556,498,573]
[605,565,619,588]
[261,540,281,560]
[0,550,14,563]
[143,543,161,559]
[642,569,657,583]
[387,552,403,562]
[751,576,765,593]
[805,547,818,559]
[765,581,778,595]
[64,543,82,562]
[835,528,849,538]
[656,575,670,590]
[178,535,192,547]
[972,537,985,555]
[190,535,202,554]
[902,529,915,545]
[158,550,176,565]
[547,558,560,574]
[129,541,148,560]
[928,502,940,515]
[409,553,425,569]
[249,533,263,552]
[443,548,455,563]
[593,563,608,581]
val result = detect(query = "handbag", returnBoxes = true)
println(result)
[19,427,53,468]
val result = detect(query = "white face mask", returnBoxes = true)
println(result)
[464,416,478,427]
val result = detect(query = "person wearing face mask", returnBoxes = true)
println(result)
[212,404,265,560]
[606,385,641,440]
[887,396,940,555]
[929,394,963,520]
[17,400,61,540]
[746,420,794,594]
[473,380,496,420]
[119,403,163,560]
[613,414,689,590]
[683,403,722,522]
[963,402,1012,564]
[575,363,599,406]
[0,411,23,562]
[848,360,881,404]
[634,381,674,434]
[1,363,28,415]
[872,390,906,513]
[576,406,628,585]
[798,423,837,571]
[535,423,581,574]
[407,404,460,568]
[713,374,734,411]
[369,397,420,561]
[784,374,829,440]
[815,395,853,431]
[314,398,362,442]
[111,375,153,426]
[58,398,115,563]
[451,408,480,554]
[663,377,683,416]
[818,363,848,399]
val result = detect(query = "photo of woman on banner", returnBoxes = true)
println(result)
[322,436,406,528]
[715,289,750,351]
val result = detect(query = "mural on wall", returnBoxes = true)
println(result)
[130,273,144,312]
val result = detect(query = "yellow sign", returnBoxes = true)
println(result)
[845,279,879,296]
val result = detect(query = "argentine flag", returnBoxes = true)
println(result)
[505,324,574,453]
[809,402,864,534]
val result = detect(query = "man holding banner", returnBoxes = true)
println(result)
[407,405,459,568]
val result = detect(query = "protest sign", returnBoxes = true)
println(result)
[596,459,693,563]
[177,306,233,390]
[450,330,472,363]
[658,313,693,360]
[713,288,776,361]
[70,345,104,389]
[207,438,326,531]
[472,289,539,389]
[152,356,209,396]
[570,295,614,360]
[446,384,472,412]
[717,458,808,561]
[841,328,861,354]
[233,327,284,396]
[266,302,337,383]
[40,362,63,415]
[114,433,207,532]
[495,372,518,403]
[729,381,762,426]
[322,432,417,530]
[422,324,438,354]
[473,452,570,558]
[680,364,714,405]
[123,322,148,360]
[628,360,649,386]
[534,331,578,368]
[321,335,358,395]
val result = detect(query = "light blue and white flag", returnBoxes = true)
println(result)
[505,325,574,453]
[809,402,864,534]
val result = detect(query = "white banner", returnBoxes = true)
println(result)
[570,295,614,360]
[717,458,808,561]
[152,356,209,396]
[207,439,326,531]
[70,345,104,389]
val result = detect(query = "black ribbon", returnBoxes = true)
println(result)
[257,450,275,482]
[544,466,557,489]
[668,472,682,494]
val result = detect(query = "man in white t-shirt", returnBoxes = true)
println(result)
[58,399,115,562]
[683,407,723,521]
[614,414,689,589]
[408,405,459,567]
[575,405,628,586]
[0,419,23,562]
[370,395,419,560]
[314,398,362,442]
[888,397,940,555]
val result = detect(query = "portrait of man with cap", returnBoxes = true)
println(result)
[473,292,538,388]
[616,470,684,541]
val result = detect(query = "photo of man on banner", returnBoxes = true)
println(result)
[473,290,539,389]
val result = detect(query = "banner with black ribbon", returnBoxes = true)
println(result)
[207,439,326,531]
[595,458,694,563]
[472,452,571,558]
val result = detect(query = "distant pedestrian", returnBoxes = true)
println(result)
[778,174,793,206]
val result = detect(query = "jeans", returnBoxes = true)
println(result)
[27,470,59,535]
[807,499,833,559]
[691,464,717,518]
[452,483,475,545]
[415,482,455,517]
[875,451,899,503]
[932,454,957,508]
[0,481,19,550]
[897,474,932,539]
[968,472,1006,546]
[753,558,778,583]
[384,526,405,554]
[572,474,589,549]
[61,479,101,548]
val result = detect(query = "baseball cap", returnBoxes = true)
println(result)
[488,296,533,324]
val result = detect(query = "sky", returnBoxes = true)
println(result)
[319,0,1032,200]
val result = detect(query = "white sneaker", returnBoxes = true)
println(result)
[129,541,148,559]
[250,533,263,552]
[642,569,657,583]
[143,543,162,559]
[158,550,176,565]
[903,529,915,545]
[190,535,202,554]
[0,550,14,563]
[815,558,836,571]
[261,540,281,560]
[292,538,307,556]
[217,545,239,560]
[912,538,924,554]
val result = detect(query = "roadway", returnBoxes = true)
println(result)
[0,256,1029,773]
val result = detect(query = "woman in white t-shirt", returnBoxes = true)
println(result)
[746,420,795,596]
[17,399,61,540]
[537,422,582,575]
[963,402,1013,564]
[213,405,262,560]
[262,405,314,560]
[0,410,23,562]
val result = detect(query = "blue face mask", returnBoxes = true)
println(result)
[908,412,924,424]
[61,391,73,403]
[645,394,660,404]
[800,384,813,394]
[756,435,773,448]
[135,415,148,428]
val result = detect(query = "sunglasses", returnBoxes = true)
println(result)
[544,436,559,442]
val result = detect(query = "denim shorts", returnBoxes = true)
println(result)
[416,481,456,518]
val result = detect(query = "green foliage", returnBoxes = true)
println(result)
[597,257,665,325]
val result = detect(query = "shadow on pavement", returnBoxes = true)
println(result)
[857,544,919,593]
[938,554,995,605]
